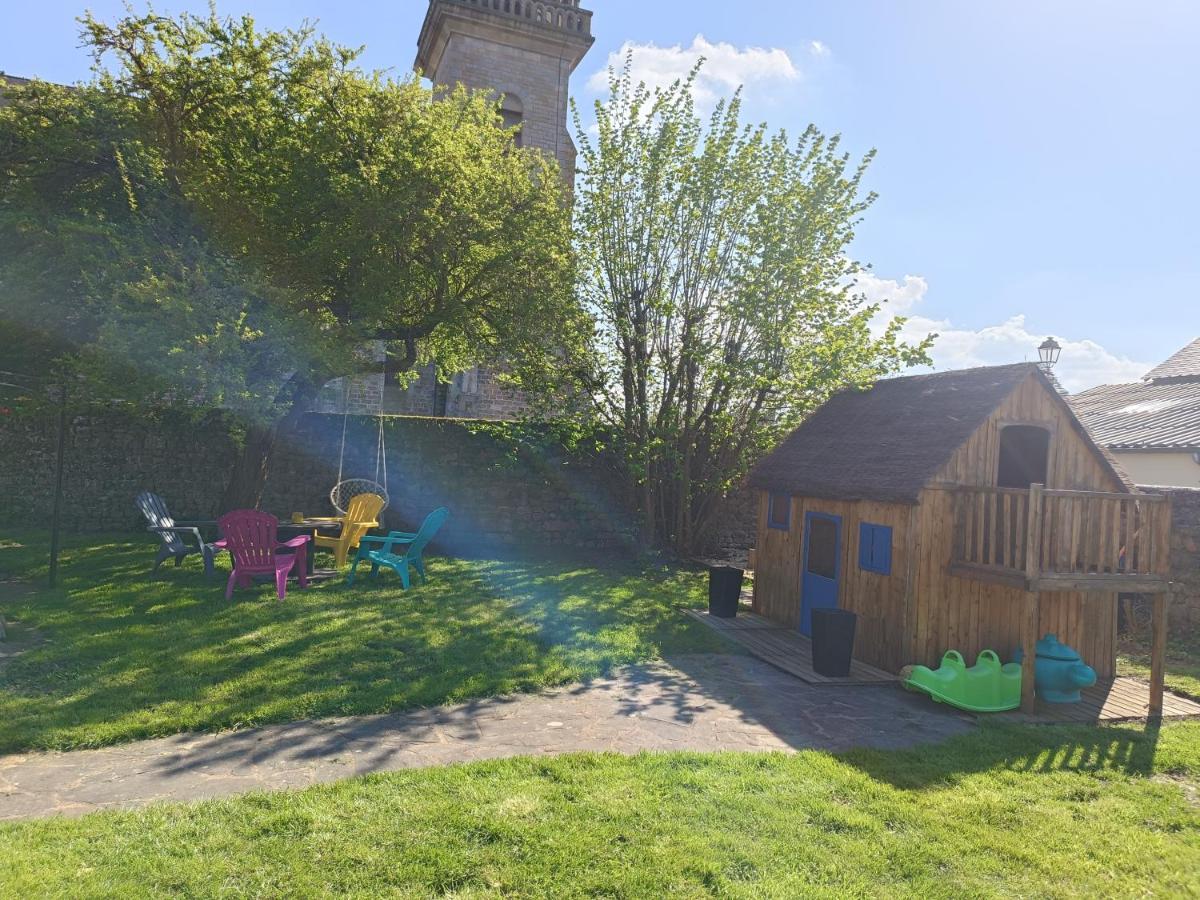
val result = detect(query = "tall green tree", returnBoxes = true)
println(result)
[0,10,580,509]
[573,63,933,552]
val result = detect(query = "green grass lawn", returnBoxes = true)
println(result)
[0,722,1196,897]
[1118,632,1200,701]
[0,531,726,754]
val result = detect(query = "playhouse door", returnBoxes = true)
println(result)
[800,512,842,637]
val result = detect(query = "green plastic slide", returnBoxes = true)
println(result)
[901,649,1022,713]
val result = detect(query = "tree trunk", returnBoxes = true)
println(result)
[218,422,279,513]
[217,380,320,514]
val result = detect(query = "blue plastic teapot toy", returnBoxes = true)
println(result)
[1014,633,1097,703]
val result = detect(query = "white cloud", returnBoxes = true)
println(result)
[809,40,831,58]
[588,35,801,107]
[859,271,1151,393]
[856,272,928,317]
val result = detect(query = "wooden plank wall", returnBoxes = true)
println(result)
[914,373,1124,677]
[756,373,1128,677]
[933,372,1126,492]
[753,492,914,672]
[912,487,1117,677]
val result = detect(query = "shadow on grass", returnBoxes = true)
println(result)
[139,650,975,784]
[0,530,724,754]
[842,719,1166,790]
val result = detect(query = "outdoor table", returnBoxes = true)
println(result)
[277,518,343,576]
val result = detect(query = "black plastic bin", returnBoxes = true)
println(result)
[811,608,857,677]
[707,566,744,618]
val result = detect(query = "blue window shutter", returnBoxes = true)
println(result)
[859,523,893,574]
[768,493,791,530]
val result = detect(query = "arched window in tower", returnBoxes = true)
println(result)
[499,95,525,148]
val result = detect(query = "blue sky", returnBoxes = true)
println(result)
[5,0,1197,390]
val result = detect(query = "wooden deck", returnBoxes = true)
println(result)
[999,676,1200,724]
[685,606,1200,724]
[684,608,895,685]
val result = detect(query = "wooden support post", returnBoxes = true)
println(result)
[1025,483,1044,586]
[1149,588,1171,719]
[1021,590,1040,714]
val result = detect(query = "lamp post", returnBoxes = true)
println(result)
[1037,337,1062,373]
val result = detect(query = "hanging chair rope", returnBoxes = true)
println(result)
[336,379,350,487]
[329,356,391,516]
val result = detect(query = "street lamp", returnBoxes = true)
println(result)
[1037,337,1062,373]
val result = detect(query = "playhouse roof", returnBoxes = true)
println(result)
[749,363,1121,504]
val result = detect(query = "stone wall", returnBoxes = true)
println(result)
[0,407,637,557]
[260,416,636,557]
[0,409,240,532]
[697,486,757,566]
[1161,487,1200,632]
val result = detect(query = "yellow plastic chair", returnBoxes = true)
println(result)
[313,493,385,567]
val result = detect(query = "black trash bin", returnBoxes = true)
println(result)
[811,608,857,677]
[708,566,744,618]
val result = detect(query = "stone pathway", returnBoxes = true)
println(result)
[0,653,972,821]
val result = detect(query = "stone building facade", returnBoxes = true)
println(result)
[317,0,594,418]
[416,0,594,184]
[312,354,532,421]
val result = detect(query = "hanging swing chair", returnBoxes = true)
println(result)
[329,374,390,517]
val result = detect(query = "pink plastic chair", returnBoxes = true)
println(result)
[218,510,310,601]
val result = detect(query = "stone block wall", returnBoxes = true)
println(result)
[0,407,638,557]
[696,486,757,566]
[431,30,579,181]
[0,409,239,531]
[310,341,533,421]
[261,415,636,557]
[1161,487,1200,632]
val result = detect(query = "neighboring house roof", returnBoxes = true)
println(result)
[0,73,32,107]
[749,363,1051,504]
[1072,380,1200,451]
[1143,336,1200,383]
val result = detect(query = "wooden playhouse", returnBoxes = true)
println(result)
[747,363,1175,713]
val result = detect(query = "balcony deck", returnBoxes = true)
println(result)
[684,609,1200,723]
[948,484,1171,593]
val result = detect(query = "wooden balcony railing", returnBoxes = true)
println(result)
[950,484,1171,592]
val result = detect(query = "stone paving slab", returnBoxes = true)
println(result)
[0,653,972,821]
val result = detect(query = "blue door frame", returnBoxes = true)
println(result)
[800,511,842,637]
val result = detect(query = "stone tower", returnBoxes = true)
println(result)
[415,0,595,184]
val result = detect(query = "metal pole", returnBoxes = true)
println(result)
[48,382,68,588]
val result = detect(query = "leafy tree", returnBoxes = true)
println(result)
[0,10,580,509]
[572,63,933,552]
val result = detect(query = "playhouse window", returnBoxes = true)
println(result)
[997,425,1051,489]
[768,493,791,530]
[806,517,838,578]
[859,523,893,574]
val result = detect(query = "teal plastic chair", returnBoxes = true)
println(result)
[347,507,449,588]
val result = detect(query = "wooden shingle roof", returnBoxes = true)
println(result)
[748,363,1039,503]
